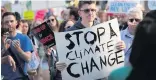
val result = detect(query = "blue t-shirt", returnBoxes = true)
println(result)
[2,33,33,80]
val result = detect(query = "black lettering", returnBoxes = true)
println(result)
[65,33,75,50]
[81,61,89,75]
[115,50,124,64]
[84,47,94,56]
[75,50,81,59]
[95,45,101,53]
[90,57,100,72]
[109,23,117,39]
[108,53,116,66]
[66,51,76,60]
[97,27,105,43]
[84,31,97,45]
[100,55,107,69]
[72,31,83,46]
[67,62,80,78]
[99,43,106,52]
[107,40,113,50]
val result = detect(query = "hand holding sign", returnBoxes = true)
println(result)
[116,40,126,50]
[56,62,67,71]
[54,19,124,80]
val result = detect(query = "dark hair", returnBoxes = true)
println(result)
[21,19,28,23]
[69,6,79,21]
[127,10,156,80]
[78,1,96,9]
[2,12,16,20]
[14,12,22,29]
[21,20,31,36]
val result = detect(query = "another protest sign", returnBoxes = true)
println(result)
[23,10,34,20]
[35,9,47,21]
[54,19,124,80]
[108,1,137,13]
[31,22,55,48]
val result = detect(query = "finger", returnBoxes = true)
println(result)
[56,62,66,66]
[12,40,19,47]
[12,61,16,72]
[12,41,16,47]
[57,66,66,71]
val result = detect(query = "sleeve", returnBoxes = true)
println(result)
[22,35,34,52]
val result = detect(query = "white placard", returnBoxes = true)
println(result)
[55,19,124,80]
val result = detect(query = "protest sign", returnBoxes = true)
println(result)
[31,22,55,48]
[148,1,156,10]
[108,1,137,13]
[35,9,47,21]
[54,19,124,80]
[23,10,34,20]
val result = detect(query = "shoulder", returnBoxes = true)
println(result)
[120,28,128,38]
[65,21,79,31]
[65,26,77,31]
[120,28,128,34]
[17,33,31,43]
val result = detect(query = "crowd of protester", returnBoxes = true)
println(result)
[1,1,156,80]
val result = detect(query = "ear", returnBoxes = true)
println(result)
[78,10,81,17]
[15,20,18,26]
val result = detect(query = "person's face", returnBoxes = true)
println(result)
[99,13,107,23]
[62,9,70,21]
[79,3,97,23]
[22,22,29,34]
[3,15,17,33]
[48,16,57,29]
[127,13,142,31]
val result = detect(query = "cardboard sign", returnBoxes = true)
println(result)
[35,9,47,21]
[54,19,124,80]
[31,22,55,48]
[108,1,137,13]
[23,10,34,20]
[148,1,156,10]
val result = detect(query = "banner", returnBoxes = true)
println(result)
[35,9,47,21]
[148,1,156,10]
[31,22,55,48]
[108,1,137,13]
[54,19,124,80]
[23,10,34,20]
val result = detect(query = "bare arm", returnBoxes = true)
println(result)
[12,40,31,62]
[2,55,16,71]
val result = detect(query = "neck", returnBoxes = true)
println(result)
[128,27,135,35]
[53,27,59,32]
[17,27,22,32]
[10,31,17,37]
[81,20,93,28]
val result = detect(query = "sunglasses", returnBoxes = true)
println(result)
[80,9,96,13]
[129,18,141,22]
[47,19,55,23]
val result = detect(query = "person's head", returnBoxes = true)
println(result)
[21,20,29,35]
[61,8,70,21]
[2,12,17,33]
[98,10,108,23]
[68,6,79,21]
[14,12,22,29]
[127,10,156,80]
[78,1,97,23]
[45,14,59,31]
[127,7,143,35]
